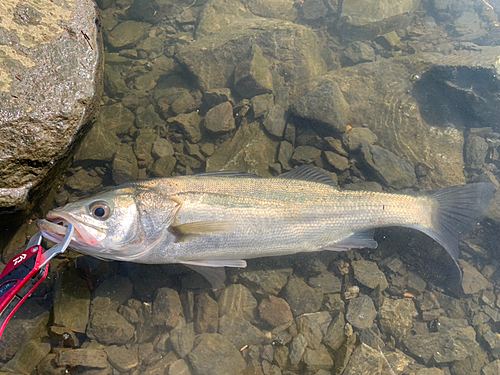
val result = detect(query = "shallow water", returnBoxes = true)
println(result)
[1,0,500,374]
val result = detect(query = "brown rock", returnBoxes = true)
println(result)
[258,296,293,327]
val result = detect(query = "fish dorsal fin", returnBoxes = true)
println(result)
[277,165,339,188]
[193,171,262,178]
[168,221,235,243]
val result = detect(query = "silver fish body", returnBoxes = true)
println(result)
[37,167,495,288]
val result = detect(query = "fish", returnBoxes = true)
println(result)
[37,166,496,289]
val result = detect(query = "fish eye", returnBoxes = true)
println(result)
[89,201,112,220]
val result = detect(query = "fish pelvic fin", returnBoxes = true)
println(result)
[415,182,495,280]
[168,221,236,243]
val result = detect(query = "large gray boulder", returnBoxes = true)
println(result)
[0,0,103,211]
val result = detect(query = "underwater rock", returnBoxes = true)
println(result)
[195,293,219,333]
[170,322,195,358]
[206,121,278,177]
[292,80,350,134]
[324,151,349,171]
[195,0,254,38]
[204,102,236,133]
[153,287,184,328]
[58,348,108,368]
[258,296,293,327]
[352,260,388,291]
[379,297,418,339]
[218,315,265,350]
[346,295,377,330]
[112,145,139,184]
[177,18,326,95]
[361,144,416,189]
[263,105,286,138]
[0,0,102,211]
[105,20,149,49]
[188,333,246,375]
[239,0,297,21]
[344,41,376,65]
[282,276,323,316]
[342,128,378,151]
[303,344,334,371]
[234,44,273,99]
[296,311,332,350]
[458,259,492,295]
[342,343,383,375]
[291,146,322,165]
[464,134,488,170]
[168,112,203,144]
[323,312,346,351]
[278,141,294,171]
[88,310,135,345]
[105,345,139,373]
[218,284,257,321]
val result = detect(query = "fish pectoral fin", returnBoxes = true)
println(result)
[322,230,378,251]
[181,259,247,290]
[168,221,235,243]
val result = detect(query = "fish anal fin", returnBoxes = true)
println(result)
[183,264,227,290]
[168,221,235,243]
[322,230,378,251]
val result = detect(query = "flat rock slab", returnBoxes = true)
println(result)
[0,0,103,210]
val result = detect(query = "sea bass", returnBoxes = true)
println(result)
[37,166,495,288]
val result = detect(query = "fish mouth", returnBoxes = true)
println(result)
[37,211,103,247]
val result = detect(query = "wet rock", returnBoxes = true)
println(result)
[289,333,308,365]
[195,293,219,333]
[237,267,293,296]
[1,339,51,374]
[465,134,488,170]
[106,20,149,49]
[218,284,258,321]
[379,297,418,339]
[376,31,401,51]
[171,92,198,115]
[324,151,349,171]
[483,330,500,358]
[100,103,136,136]
[87,310,135,345]
[342,128,378,151]
[344,41,376,64]
[346,295,377,330]
[137,36,164,57]
[153,288,183,328]
[91,275,133,312]
[240,0,297,21]
[170,322,195,358]
[296,311,332,350]
[278,141,294,170]
[177,18,326,94]
[65,169,102,192]
[105,345,138,372]
[168,112,202,143]
[403,326,477,363]
[282,276,323,316]
[150,155,177,177]
[204,102,236,133]
[113,145,139,184]
[118,305,139,324]
[218,315,265,349]
[235,44,273,98]
[258,295,293,327]
[135,105,165,129]
[352,260,389,291]
[200,143,215,157]
[58,349,108,368]
[53,267,91,334]
[204,89,235,108]
[0,0,102,211]
[361,143,416,189]
[188,333,246,375]
[323,312,345,351]
[339,0,418,41]
[309,272,342,294]
[459,259,492,295]
[195,0,253,38]
[303,345,334,371]
[486,191,500,225]
[342,343,383,375]
[168,359,192,375]
[292,80,349,134]
[152,138,175,159]
[482,359,500,375]
[134,129,157,164]
[104,64,128,97]
[302,0,328,20]
[252,93,274,118]
[142,351,178,375]
[406,272,427,295]
[206,121,278,177]
[262,105,286,138]
[291,146,322,164]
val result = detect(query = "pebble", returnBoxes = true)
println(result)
[258,295,293,327]
[169,322,195,358]
[105,345,139,372]
[218,284,258,321]
[195,293,219,333]
[152,138,175,159]
[352,260,389,291]
[218,315,265,350]
[188,333,246,375]
[153,287,184,328]
[204,101,236,133]
[289,333,308,365]
[323,312,346,351]
[57,348,108,368]
[379,297,418,339]
[346,295,377,330]
[282,276,323,316]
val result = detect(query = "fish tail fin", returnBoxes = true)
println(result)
[416,182,495,278]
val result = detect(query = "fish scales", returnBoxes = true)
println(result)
[37,166,495,289]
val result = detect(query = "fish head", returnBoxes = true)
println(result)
[37,188,146,258]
